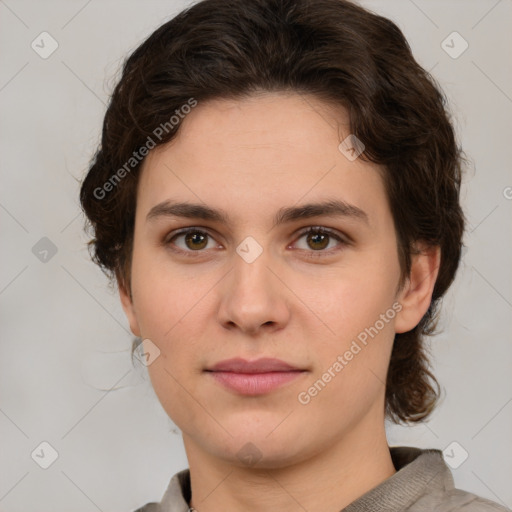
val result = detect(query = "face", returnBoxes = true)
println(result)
[120,92,432,468]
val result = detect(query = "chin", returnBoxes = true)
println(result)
[219,443,306,470]
[202,427,313,470]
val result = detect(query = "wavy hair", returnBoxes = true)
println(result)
[80,0,465,423]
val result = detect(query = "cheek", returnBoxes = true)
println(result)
[292,254,400,341]
[130,245,207,339]
[297,279,397,425]
[130,254,220,403]
[292,251,399,390]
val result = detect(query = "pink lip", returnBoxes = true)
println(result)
[208,357,300,373]
[205,358,306,395]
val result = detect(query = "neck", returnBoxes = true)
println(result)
[184,413,395,512]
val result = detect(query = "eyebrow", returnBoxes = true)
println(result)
[146,198,369,227]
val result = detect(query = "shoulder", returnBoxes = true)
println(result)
[131,468,191,512]
[132,503,161,512]
[432,488,511,512]
[410,476,511,512]
[389,447,510,512]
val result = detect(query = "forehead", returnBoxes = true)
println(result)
[158,92,350,162]
[136,92,388,226]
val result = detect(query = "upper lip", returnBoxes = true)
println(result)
[206,357,302,373]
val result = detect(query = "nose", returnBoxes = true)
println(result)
[216,247,291,335]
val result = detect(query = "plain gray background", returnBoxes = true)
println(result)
[1,0,511,511]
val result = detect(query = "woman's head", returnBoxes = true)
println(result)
[80,0,464,451]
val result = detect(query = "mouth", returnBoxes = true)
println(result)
[204,357,307,395]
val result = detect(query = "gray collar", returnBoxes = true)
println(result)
[147,446,453,512]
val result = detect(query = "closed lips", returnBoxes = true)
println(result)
[205,357,304,373]
[205,358,307,396]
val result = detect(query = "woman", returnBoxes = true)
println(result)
[79,0,509,510]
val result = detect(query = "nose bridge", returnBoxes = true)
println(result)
[231,233,273,294]
[233,248,272,298]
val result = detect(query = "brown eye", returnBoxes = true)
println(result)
[184,231,209,250]
[166,228,218,253]
[293,227,347,255]
[306,231,330,250]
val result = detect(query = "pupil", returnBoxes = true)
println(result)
[186,232,207,250]
[308,232,328,250]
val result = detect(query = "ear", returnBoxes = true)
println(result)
[118,279,142,338]
[394,243,441,334]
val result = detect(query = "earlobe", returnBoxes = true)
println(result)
[118,280,142,338]
[394,244,441,334]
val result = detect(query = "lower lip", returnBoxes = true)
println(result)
[207,371,305,395]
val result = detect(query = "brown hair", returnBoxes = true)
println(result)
[79,0,465,424]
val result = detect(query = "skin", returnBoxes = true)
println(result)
[120,92,440,512]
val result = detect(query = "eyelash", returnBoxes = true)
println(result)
[163,226,349,259]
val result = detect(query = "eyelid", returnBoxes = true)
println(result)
[293,225,351,244]
[164,226,223,253]
[163,225,351,256]
[290,225,350,255]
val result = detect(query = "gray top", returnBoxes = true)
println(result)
[134,446,510,512]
